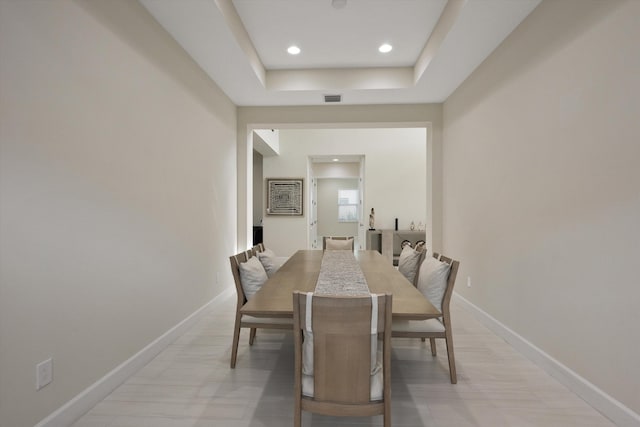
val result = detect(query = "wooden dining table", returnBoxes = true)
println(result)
[241,249,441,320]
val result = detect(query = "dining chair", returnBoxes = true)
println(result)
[392,253,460,383]
[322,236,355,250]
[293,291,392,427]
[229,250,291,368]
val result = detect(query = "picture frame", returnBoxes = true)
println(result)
[266,178,304,216]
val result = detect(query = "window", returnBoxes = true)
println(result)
[338,189,358,222]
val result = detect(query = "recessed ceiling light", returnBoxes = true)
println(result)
[287,45,301,55]
[332,158,339,162]
[379,43,393,53]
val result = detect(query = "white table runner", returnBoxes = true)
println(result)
[314,250,370,296]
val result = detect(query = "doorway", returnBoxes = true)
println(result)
[308,155,365,249]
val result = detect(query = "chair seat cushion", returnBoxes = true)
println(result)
[241,315,291,325]
[392,318,445,333]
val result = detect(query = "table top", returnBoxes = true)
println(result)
[241,250,441,320]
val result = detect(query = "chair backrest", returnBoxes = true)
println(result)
[322,236,355,250]
[293,292,392,405]
[229,250,252,306]
[434,254,460,321]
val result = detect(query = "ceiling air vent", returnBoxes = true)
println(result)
[324,94,342,103]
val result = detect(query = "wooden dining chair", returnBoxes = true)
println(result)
[322,236,354,250]
[229,250,291,368]
[392,253,460,383]
[293,291,392,427]
[250,244,264,256]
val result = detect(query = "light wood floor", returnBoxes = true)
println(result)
[72,293,615,427]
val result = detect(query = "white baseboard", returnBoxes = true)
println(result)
[453,293,640,427]
[35,287,235,427]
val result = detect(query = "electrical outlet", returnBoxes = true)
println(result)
[36,358,53,390]
[467,276,472,288]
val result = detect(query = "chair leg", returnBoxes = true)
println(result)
[249,328,257,345]
[230,314,242,369]
[294,396,302,427]
[444,330,457,384]
[429,338,437,356]
[383,397,391,427]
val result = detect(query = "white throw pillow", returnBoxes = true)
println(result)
[238,256,268,300]
[416,256,451,310]
[257,248,280,278]
[398,245,422,285]
[325,238,353,250]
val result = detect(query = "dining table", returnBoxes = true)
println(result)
[241,249,441,320]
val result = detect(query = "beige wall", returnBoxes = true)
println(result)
[0,1,237,426]
[443,0,640,414]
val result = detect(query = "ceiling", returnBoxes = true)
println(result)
[139,0,541,107]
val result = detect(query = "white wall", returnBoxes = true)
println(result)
[0,1,237,426]
[313,162,360,179]
[443,0,640,416]
[262,128,426,256]
[254,129,280,154]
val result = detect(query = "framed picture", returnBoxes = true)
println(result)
[266,178,304,216]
